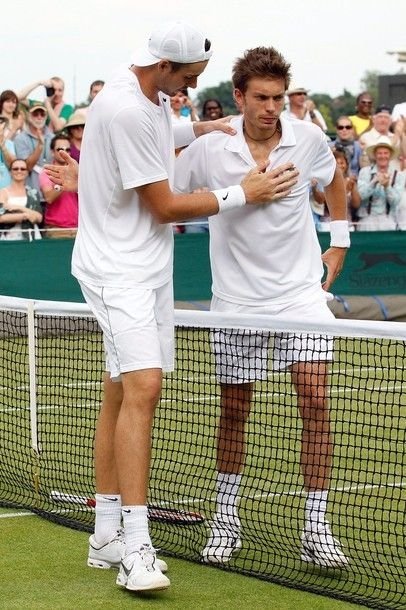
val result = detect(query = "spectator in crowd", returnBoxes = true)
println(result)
[0,117,16,188]
[391,100,406,125]
[359,105,404,169]
[333,149,361,225]
[0,158,42,240]
[0,90,25,140]
[39,134,78,238]
[170,88,199,123]
[78,80,105,115]
[170,89,193,124]
[357,137,403,230]
[282,86,327,131]
[18,76,73,132]
[201,98,224,121]
[64,110,86,163]
[330,117,362,176]
[14,102,53,198]
[348,92,373,137]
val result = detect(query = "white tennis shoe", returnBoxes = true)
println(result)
[87,529,168,573]
[301,521,349,568]
[201,516,242,564]
[116,544,170,592]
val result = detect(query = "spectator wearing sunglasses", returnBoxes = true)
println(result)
[348,92,374,137]
[14,102,53,198]
[331,117,362,177]
[0,158,42,240]
[39,134,78,238]
[201,98,224,121]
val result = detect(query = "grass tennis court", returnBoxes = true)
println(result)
[1,508,362,610]
[0,305,405,609]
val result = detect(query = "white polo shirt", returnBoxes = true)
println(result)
[174,115,335,306]
[72,64,195,289]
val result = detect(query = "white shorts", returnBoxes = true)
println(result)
[211,293,334,384]
[79,280,174,381]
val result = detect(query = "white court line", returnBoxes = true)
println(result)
[0,366,398,394]
[0,511,34,519]
[160,479,406,507]
[1,380,405,414]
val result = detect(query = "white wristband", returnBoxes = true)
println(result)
[212,185,246,213]
[330,220,350,248]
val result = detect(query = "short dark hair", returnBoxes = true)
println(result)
[90,79,105,91]
[50,134,70,150]
[356,91,373,104]
[232,47,291,94]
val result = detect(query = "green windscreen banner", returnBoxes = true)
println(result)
[0,231,405,302]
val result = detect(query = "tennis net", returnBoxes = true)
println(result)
[0,295,405,609]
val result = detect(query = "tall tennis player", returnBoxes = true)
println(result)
[70,24,299,594]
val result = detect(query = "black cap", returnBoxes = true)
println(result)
[375,104,391,115]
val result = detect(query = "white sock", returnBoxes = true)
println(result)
[122,505,151,554]
[215,472,242,522]
[94,493,122,543]
[305,490,328,530]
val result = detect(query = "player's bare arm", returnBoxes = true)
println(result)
[321,166,350,291]
[137,162,299,223]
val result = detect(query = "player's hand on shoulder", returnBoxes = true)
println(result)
[194,115,237,137]
[242,162,299,204]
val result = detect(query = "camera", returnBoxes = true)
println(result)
[45,85,55,97]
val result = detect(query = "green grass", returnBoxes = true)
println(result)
[0,510,361,610]
[0,325,405,608]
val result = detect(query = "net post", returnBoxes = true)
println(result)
[27,300,40,499]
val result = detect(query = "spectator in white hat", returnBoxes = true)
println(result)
[357,137,404,230]
[282,85,327,131]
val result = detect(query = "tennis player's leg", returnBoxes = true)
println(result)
[291,359,348,567]
[201,382,252,563]
[81,282,171,591]
[276,294,349,568]
[203,319,269,563]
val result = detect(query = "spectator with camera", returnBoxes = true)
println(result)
[17,77,73,133]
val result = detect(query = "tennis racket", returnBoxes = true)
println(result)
[50,491,204,525]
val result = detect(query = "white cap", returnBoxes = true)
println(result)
[131,21,212,67]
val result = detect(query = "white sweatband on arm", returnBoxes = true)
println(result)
[330,220,350,248]
[212,185,246,213]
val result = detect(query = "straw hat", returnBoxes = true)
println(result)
[64,110,86,129]
[366,136,396,159]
